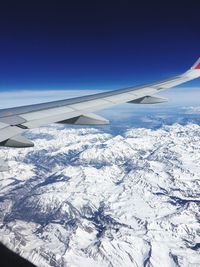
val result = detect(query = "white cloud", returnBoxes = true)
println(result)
[182,106,200,114]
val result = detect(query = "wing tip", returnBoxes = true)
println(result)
[191,57,200,70]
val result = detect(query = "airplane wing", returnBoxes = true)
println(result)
[1,58,200,148]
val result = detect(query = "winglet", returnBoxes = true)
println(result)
[191,57,200,70]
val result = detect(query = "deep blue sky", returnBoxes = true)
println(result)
[0,0,200,91]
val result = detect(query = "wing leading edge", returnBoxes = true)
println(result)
[1,58,200,147]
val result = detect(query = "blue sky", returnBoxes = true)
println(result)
[0,1,200,92]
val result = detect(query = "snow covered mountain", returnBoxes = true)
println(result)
[0,123,200,267]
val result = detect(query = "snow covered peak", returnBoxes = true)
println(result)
[0,123,200,266]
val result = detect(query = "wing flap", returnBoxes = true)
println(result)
[0,125,26,143]
[21,106,74,121]
[0,115,27,125]
[0,122,9,130]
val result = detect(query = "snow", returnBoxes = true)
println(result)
[0,123,200,267]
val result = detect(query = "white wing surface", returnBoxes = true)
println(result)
[1,58,200,148]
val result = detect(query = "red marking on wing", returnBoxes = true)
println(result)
[195,63,200,69]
